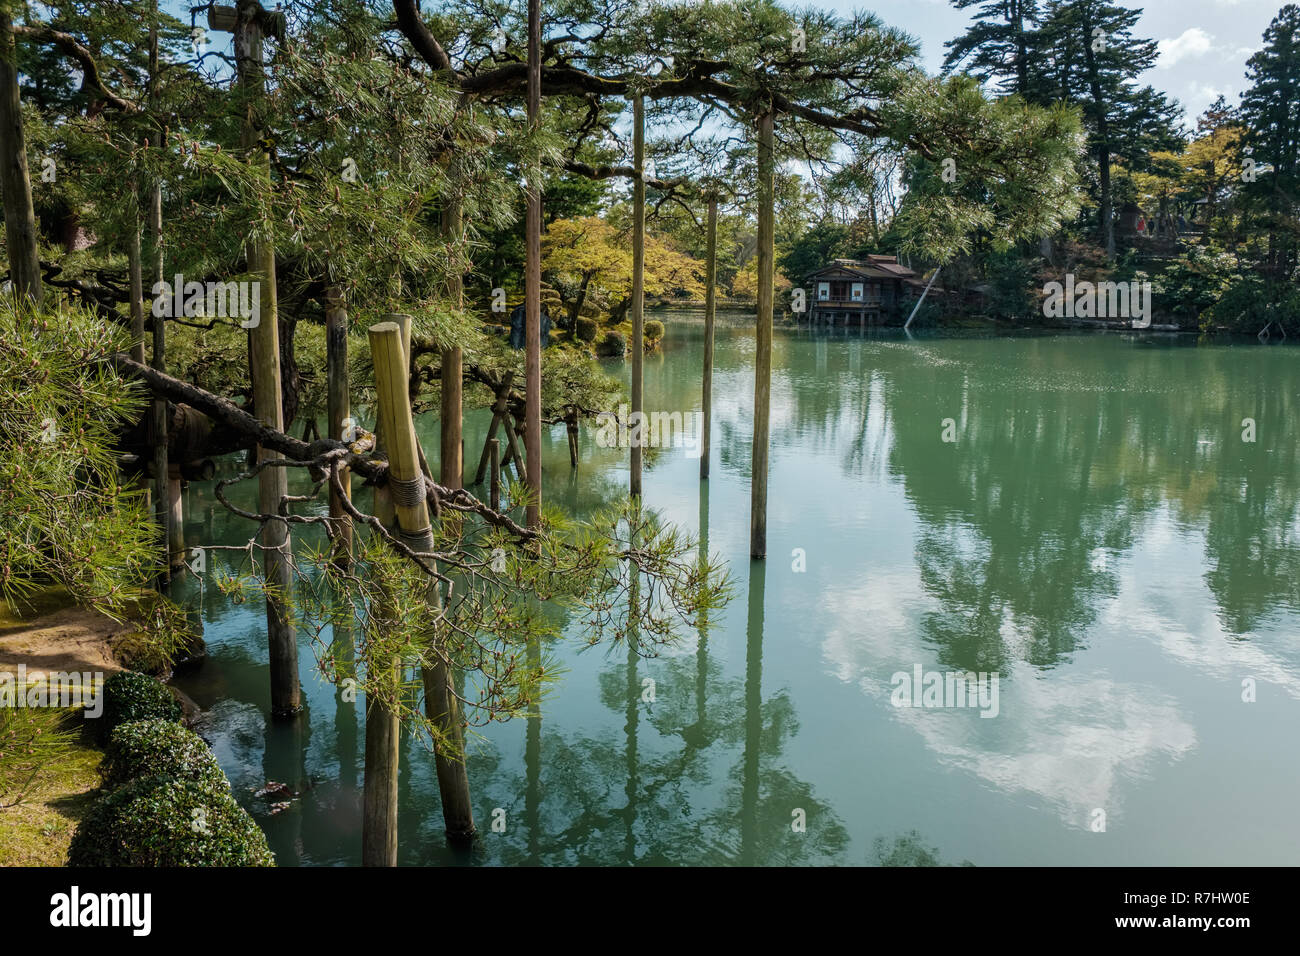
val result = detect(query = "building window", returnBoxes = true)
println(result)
[817,282,830,301]
[851,282,863,301]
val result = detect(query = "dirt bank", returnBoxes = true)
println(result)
[0,605,131,679]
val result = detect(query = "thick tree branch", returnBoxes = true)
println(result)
[12,25,141,113]
[107,352,542,543]
[390,9,934,160]
[562,158,680,192]
[392,0,453,74]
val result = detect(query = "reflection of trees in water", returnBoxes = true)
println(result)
[469,510,849,865]
[800,338,1300,668]
[872,829,974,866]
[1199,380,1300,633]
[884,354,1140,670]
[1205,491,1300,634]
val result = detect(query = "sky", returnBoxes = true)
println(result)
[826,0,1288,125]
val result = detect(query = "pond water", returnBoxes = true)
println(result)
[169,315,1300,866]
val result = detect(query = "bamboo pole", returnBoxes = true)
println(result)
[524,0,542,528]
[630,94,646,498]
[237,2,299,715]
[370,321,476,843]
[700,195,717,481]
[360,314,409,867]
[373,313,412,528]
[326,285,352,569]
[750,110,775,559]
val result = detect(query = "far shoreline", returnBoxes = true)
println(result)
[645,301,1296,338]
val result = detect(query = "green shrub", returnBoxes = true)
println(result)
[98,671,182,742]
[985,251,1037,322]
[575,317,598,342]
[644,320,665,342]
[101,719,228,793]
[1207,273,1300,334]
[1154,247,1234,323]
[68,776,274,867]
[596,331,627,357]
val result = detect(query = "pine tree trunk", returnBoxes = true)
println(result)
[147,7,170,581]
[700,196,717,480]
[524,0,542,528]
[750,111,775,559]
[237,1,300,717]
[441,184,464,492]
[630,94,645,498]
[1082,15,1115,259]
[325,285,352,569]
[0,12,42,304]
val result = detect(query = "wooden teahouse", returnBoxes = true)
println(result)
[803,256,919,326]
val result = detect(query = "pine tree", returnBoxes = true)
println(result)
[1239,3,1300,280]
[1034,0,1180,256]
[942,0,1043,96]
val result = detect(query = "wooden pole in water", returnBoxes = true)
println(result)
[370,321,476,843]
[489,439,501,510]
[505,411,528,484]
[441,188,464,492]
[326,285,352,569]
[167,472,185,565]
[700,194,717,481]
[361,315,407,866]
[235,1,298,715]
[372,313,412,529]
[361,634,400,866]
[473,372,513,486]
[630,94,646,498]
[524,0,542,528]
[750,110,775,559]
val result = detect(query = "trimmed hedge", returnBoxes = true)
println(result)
[97,671,182,742]
[596,331,627,357]
[101,719,228,793]
[575,317,598,342]
[68,776,274,867]
[644,320,665,342]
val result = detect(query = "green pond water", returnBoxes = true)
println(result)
[169,316,1300,866]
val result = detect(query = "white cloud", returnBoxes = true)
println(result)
[1159,28,1214,68]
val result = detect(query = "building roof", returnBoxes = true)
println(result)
[805,256,917,281]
